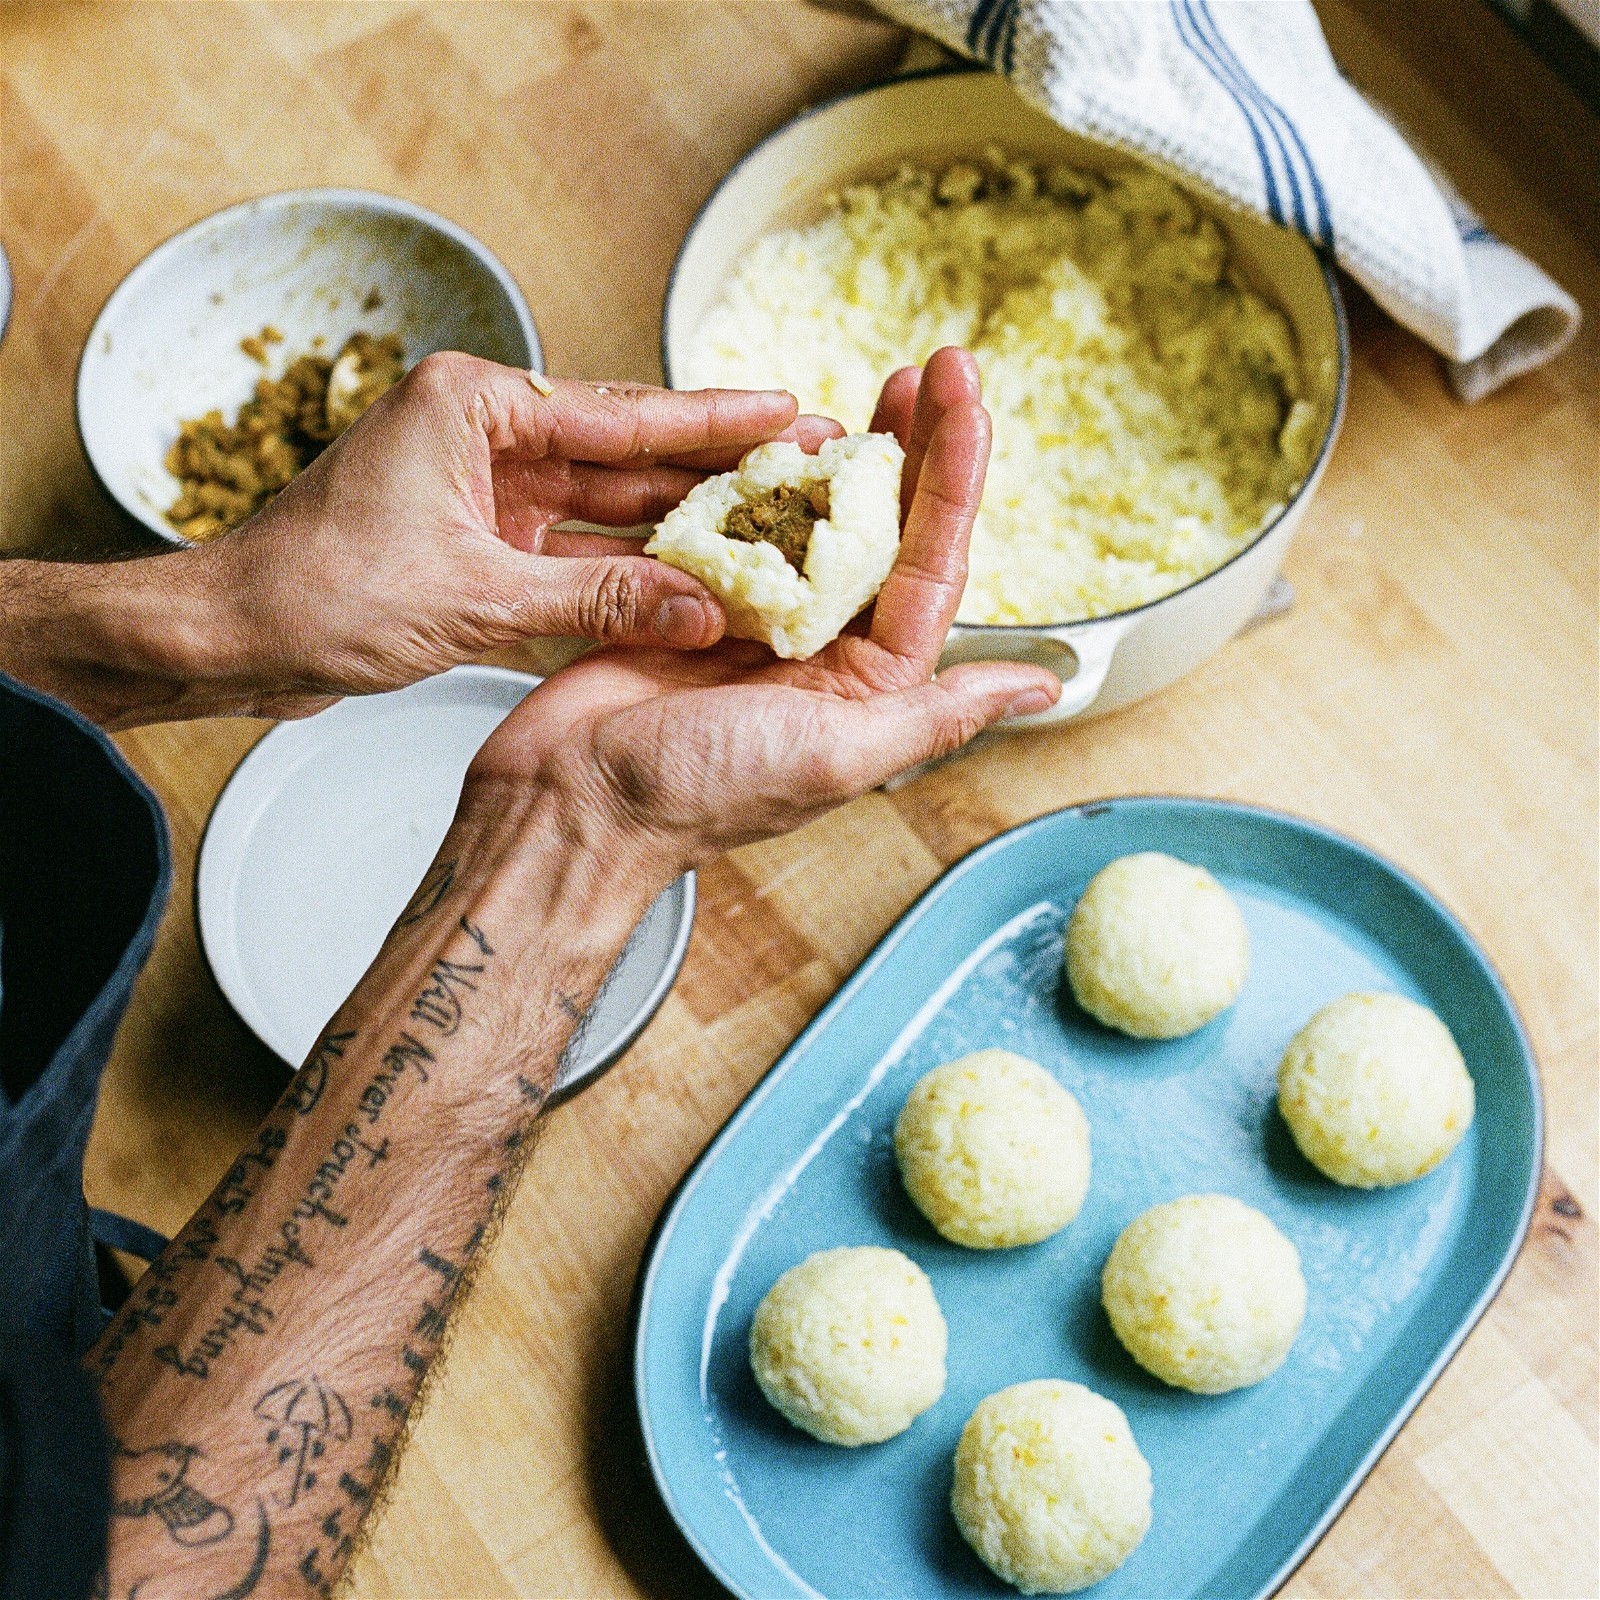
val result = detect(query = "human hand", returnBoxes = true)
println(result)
[193,355,829,718]
[457,348,1062,879]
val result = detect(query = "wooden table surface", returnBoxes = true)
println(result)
[3,3,1596,1597]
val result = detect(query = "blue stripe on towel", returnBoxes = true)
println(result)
[1293,131,1334,247]
[1000,0,1020,72]
[980,0,1017,67]
[1169,0,1285,225]
[967,0,1014,66]
[966,0,1004,56]
[1196,0,1334,247]
[1187,0,1307,234]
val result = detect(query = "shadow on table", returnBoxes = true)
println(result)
[0,437,174,562]
[584,1334,731,1600]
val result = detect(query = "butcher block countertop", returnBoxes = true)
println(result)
[1,2,1595,1596]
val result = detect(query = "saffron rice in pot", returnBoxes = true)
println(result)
[682,152,1320,627]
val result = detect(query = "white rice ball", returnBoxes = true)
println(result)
[1277,992,1474,1188]
[1065,853,1249,1038]
[1101,1195,1305,1394]
[951,1380,1152,1594]
[748,1245,947,1446]
[894,1051,1091,1249]
[645,431,903,658]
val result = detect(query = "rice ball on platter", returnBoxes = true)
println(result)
[645,431,904,659]
[894,1050,1091,1249]
[1064,853,1249,1039]
[951,1380,1152,1595]
[748,1245,947,1446]
[1101,1195,1305,1394]
[1277,992,1475,1188]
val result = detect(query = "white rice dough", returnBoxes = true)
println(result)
[894,1050,1091,1249]
[951,1379,1153,1594]
[645,431,904,658]
[1065,852,1249,1038]
[1277,992,1475,1188]
[748,1245,947,1446]
[1100,1194,1306,1394]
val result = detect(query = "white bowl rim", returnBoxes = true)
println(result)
[75,185,543,543]
[192,663,697,1104]
[659,64,1350,635]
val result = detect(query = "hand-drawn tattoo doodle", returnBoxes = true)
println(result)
[112,1441,234,1545]
[108,1438,272,1598]
[395,859,456,925]
[285,1030,355,1116]
[254,1375,353,1508]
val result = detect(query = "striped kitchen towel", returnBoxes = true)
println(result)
[876,0,1580,400]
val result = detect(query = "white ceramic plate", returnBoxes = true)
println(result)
[196,666,694,1101]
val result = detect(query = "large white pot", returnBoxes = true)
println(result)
[662,70,1347,724]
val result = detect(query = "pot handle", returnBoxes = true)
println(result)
[1032,626,1120,724]
[942,619,1131,726]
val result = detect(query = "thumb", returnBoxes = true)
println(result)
[476,548,727,648]
[836,662,1062,791]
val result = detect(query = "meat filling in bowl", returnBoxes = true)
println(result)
[722,481,830,573]
[165,329,404,541]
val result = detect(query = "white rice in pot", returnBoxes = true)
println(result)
[683,153,1321,626]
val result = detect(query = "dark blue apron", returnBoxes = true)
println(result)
[0,671,173,1600]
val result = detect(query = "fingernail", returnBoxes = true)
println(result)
[653,595,709,645]
[1003,687,1057,718]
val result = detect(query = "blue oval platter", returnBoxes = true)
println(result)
[634,798,1541,1600]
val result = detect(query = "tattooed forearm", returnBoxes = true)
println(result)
[131,921,490,1386]
[93,819,663,1600]
[290,1125,550,1591]
[98,910,496,1384]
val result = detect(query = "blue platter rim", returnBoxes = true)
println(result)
[634,796,1543,1600]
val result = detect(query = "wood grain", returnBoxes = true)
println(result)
[1,3,1594,1597]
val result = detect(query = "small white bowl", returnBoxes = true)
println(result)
[196,666,695,1103]
[77,189,541,544]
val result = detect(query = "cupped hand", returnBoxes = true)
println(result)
[197,354,829,717]
[461,349,1062,874]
